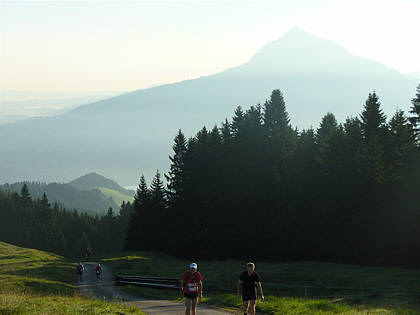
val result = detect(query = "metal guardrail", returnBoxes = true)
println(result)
[114,275,420,300]
[115,275,180,289]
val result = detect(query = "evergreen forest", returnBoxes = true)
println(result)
[126,85,420,267]
[0,184,133,257]
[1,85,419,267]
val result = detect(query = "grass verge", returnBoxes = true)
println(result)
[102,251,420,314]
[0,241,145,314]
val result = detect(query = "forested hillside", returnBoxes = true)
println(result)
[0,185,133,257]
[0,181,118,215]
[126,85,420,267]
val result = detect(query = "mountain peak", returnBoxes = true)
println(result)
[244,27,360,76]
[282,26,313,38]
[68,172,134,196]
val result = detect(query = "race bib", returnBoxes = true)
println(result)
[187,283,197,292]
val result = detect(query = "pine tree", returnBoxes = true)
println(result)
[263,89,290,139]
[150,170,166,212]
[125,175,150,251]
[134,175,149,207]
[387,110,417,179]
[360,91,387,142]
[316,113,344,178]
[220,119,232,145]
[358,92,387,184]
[20,183,31,205]
[165,130,187,203]
[231,106,244,138]
[408,84,420,141]
[148,170,167,251]
[40,193,50,209]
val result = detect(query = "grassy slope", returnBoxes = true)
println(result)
[0,241,145,314]
[102,252,420,314]
[96,186,134,206]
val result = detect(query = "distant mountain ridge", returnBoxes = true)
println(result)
[0,27,417,185]
[68,172,134,196]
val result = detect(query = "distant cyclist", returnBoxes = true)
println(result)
[180,263,203,315]
[237,262,264,315]
[95,264,102,279]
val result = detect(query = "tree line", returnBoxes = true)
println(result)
[125,84,420,267]
[0,184,133,257]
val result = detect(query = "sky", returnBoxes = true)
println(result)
[1,0,419,93]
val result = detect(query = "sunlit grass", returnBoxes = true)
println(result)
[95,186,133,206]
[0,241,146,314]
[0,292,143,314]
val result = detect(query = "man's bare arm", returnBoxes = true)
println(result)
[256,282,264,301]
[237,280,243,297]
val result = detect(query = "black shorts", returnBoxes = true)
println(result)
[184,292,198,299]
[242,289,257,301]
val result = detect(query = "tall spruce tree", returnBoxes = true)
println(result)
[358,92,387,184]
[165,130,187,203]
[387,110,417,179]
[316,113,344,178]
[220,119,232,145]
[125,175,149,250]
[150,170,166,212]
[360,91,387,142]
[231,106,245,139]
[149,170,167,251]
[20,183,31,206]
[408,84,420,141]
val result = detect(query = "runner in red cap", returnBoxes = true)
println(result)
[180,262,203,315]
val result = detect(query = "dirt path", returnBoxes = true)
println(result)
[76,262,235,315]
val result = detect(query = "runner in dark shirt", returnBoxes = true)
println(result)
[237,262,264,315]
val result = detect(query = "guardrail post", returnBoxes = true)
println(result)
[304,286,308,297]
[360,287,363,297]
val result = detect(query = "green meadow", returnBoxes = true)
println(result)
[103,252,420,314]
[95,186,134,207]
[0,241,145,314]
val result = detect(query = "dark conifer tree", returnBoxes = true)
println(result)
[231,106,245,138]
[150,170,166,212]
[360,91,387,142]
[358,92,387,184]
[125,175,150,251]
[408,84,420,141]
[165,130,187,204]
[263,89,290,138]
[20,183,31,206]
[387,110,417,180]
[220,119,232,145]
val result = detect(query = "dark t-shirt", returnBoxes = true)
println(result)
[240,271,261,292]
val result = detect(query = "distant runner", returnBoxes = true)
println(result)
[95,263,102,279]
[76,262,84,281]
[85,247,91,262]
[237,262,264,315]
[180,263,203,315]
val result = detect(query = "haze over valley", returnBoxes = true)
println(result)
[0,28,418,186]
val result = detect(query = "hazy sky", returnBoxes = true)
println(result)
[1,0,419,93]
